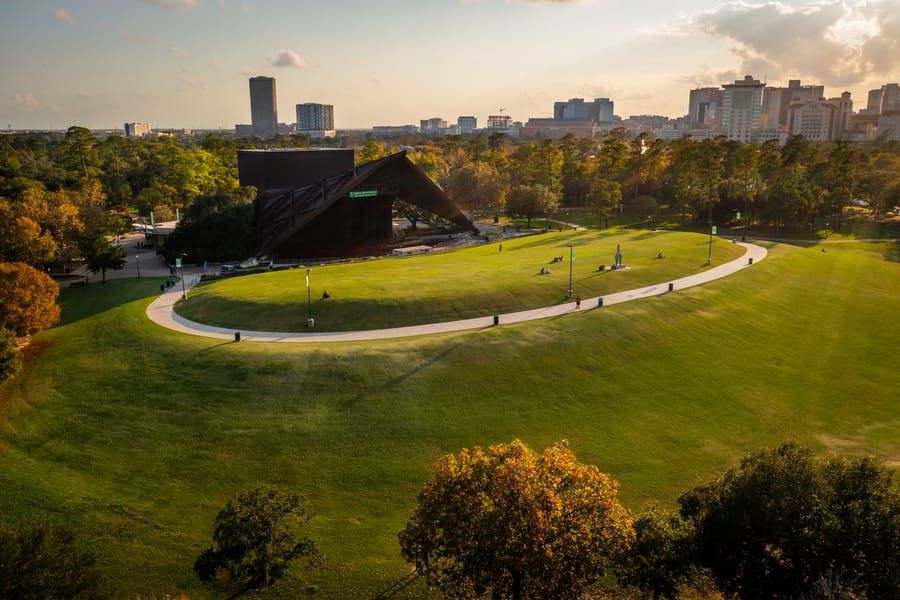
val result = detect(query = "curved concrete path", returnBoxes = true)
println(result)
[146,241,768,343]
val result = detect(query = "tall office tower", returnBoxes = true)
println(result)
[785,99,836,141]
[864,88,884,115]
[249,76,278,138]
[296,103,335,131]
[553,98,615,124]
[761,79,824,130]
[880,83,900,115]
[124,122,150,137]
[721,75,765,142]
[457,116,477,134]
[419,118,448,134]
[687,87,723,128]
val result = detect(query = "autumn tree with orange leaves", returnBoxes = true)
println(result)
[0,262,61,336]
[399,439,634,600]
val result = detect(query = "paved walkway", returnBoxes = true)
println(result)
[145,241,768,343]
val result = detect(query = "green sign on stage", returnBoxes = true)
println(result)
[712,226,717,235]
[736,212,741,220]
[175,258,182,268]
[349,190,378,198]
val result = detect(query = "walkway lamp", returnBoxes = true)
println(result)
[306,267,314,328]
[178,253,187,301]
[567,244,574,298]
[706,204,714,266]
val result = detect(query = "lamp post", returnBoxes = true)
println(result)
[706,203,713,266]
[732,209,738,243]
[567,244,574,298]
[179,253,187,301]
[306,267,314,328]
[135,254,141,278]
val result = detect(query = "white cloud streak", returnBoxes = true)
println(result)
[272,50,307,69]
[169,47,188,58]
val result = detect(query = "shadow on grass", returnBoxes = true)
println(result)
[57,277,168,327]
[883,241,900,263]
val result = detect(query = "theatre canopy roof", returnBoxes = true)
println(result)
[255,151,477,258]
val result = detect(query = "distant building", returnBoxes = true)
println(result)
[420,118,448,134]
[721,75,765,142]
[829,92,854,139]
[863,88,885,115]
[296,103,335,137]
[880,83,900,115]
[249,76,278,137]
[487,115,512,129]
[519,118,597,140]
[687,87,723,129]
[876,113,900,141]
[785,99,835,142]
[372,125,419,136]
[553,98,615,124]
[457,116,477,135]
[235,124,254,136]
[124,122,150,137]
[760,80,823,131]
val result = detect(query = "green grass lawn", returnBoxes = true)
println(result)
[176,229,743,332]
[0,240,898,598]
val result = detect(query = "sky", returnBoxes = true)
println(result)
[2,0,899,131]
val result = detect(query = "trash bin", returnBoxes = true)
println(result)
[493,315,499,326]
[160,284,165,292]
[668,282,674,292]
[597,297,604,307]
[234,331,241,342]
[748,257,753,265]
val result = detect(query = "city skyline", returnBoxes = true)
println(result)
[2,0,899,131]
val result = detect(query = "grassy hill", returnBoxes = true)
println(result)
[0,235,897,598]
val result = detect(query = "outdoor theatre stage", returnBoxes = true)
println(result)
[240,149,478,260]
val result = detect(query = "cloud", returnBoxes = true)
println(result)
[272,50,307,68]
[177,76,208,89]
[15,92,41,109]
[142,0,201,10]
[53,9,76,24]
[676,0,900,87]
[169,47,189,58]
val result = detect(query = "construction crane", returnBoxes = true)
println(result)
[499,107,506,115]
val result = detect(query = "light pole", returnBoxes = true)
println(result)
[179,253,187,301]
[567,244,574,298]
[306,267,314,328]
[706,203,713,266]
[135,254,141,278]
[732,209,738,243]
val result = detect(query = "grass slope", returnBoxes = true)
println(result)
[176,229,744,331]
[0,241,898,598]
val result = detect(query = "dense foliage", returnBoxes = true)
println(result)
[0,262,60,336]
[679,444,900,599]
[78,230,126,283]
[163,187,257,262]
[399,439,635,600]
[194,485,319,590]
[0,517,109,600]
[0,327,22,383]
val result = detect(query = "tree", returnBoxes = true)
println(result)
[0,517,109,599]
[0,204,57,267]
[505,184,559,228]
[0,327,22,383]
[356,137,388,164]
[194,485,319,589]
[164,188,256,263]
[399,440,635,600]
[621,502,697,600]
[78,231,126,283]
[444,161,509,214]
[679,444,900,600]
[0,262,60,336]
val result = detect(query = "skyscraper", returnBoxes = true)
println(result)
[296,103,335,132]
[721,75,765,142]
[249,76,278,138]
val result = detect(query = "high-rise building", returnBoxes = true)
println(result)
[761,80,824,130]
[829,92,854,139]
[124,122,150,137]
[785,99,835,141]
[864,88,885,115]
[249,76,278,138]
[296,103,335,135]
[457,116,477,134]
[553,98,615,124]
[721,75,765,142]
[687,87,723,129]
[880,83,900,115]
